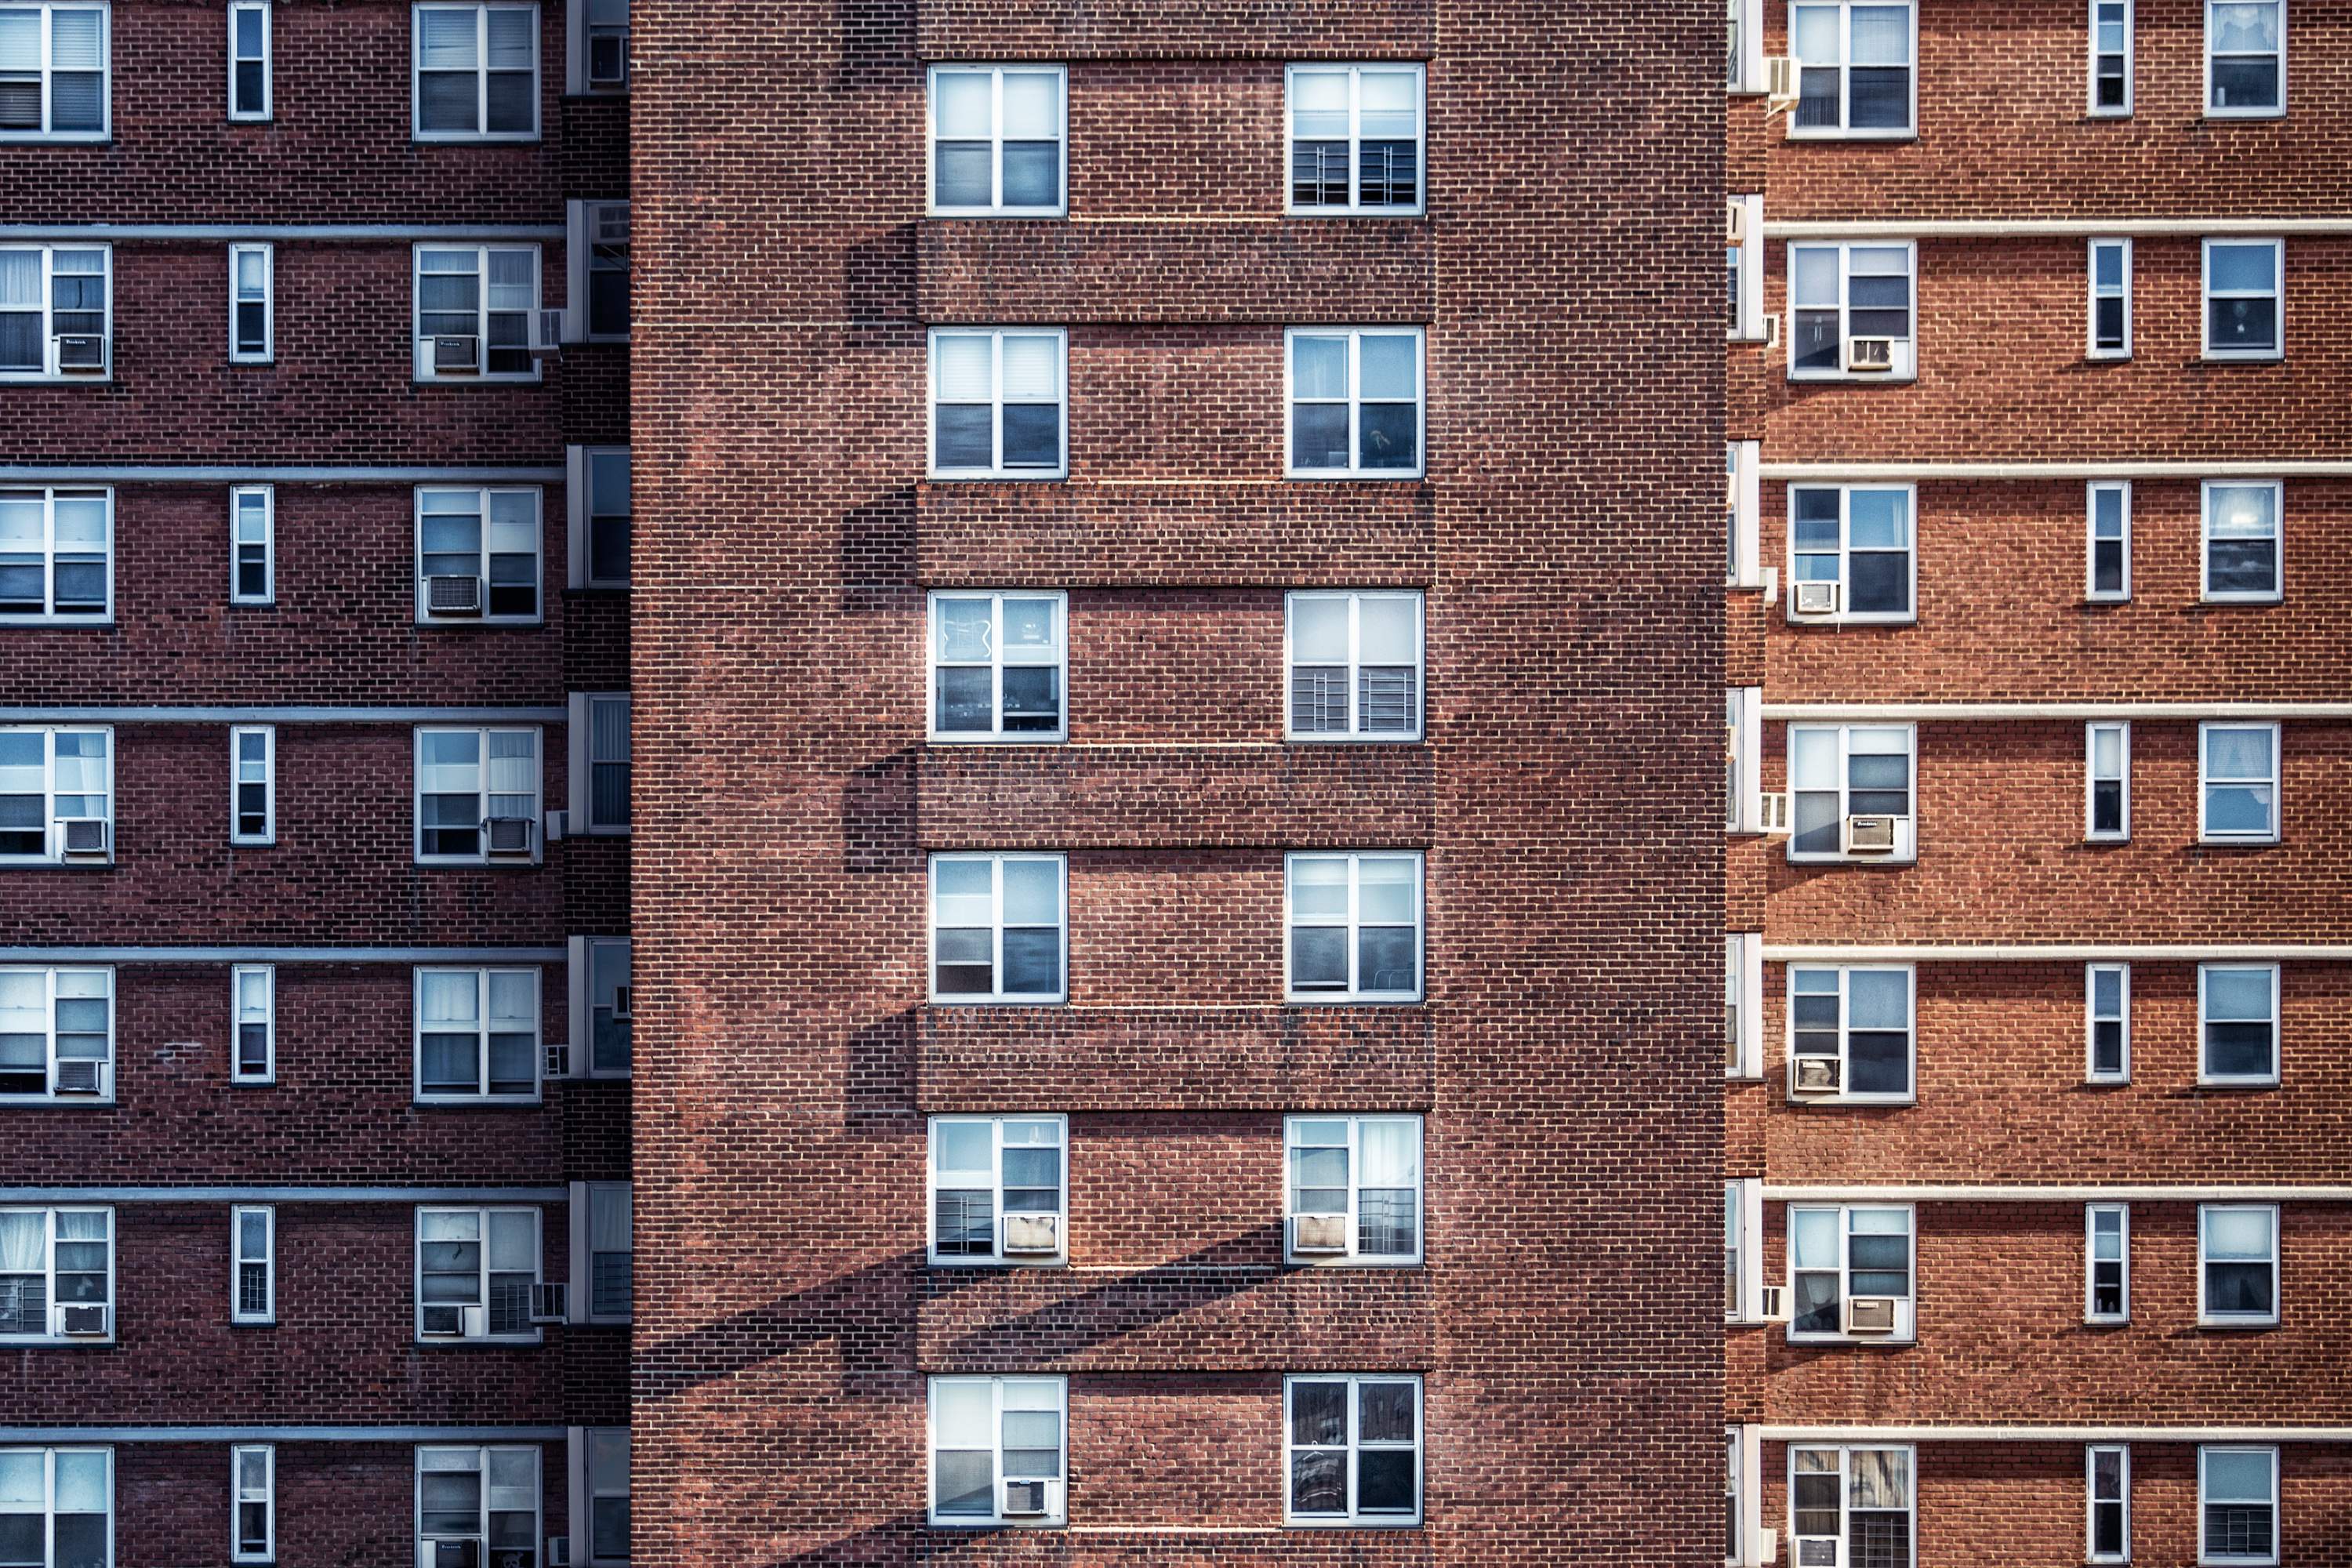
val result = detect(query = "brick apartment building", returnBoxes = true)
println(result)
[1724,0,2352,1563]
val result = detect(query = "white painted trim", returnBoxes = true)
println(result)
[0,466,564,482]
[1763,702,2352,721]
[1766,1185,2352,1202]
[1761,460,2352,480]
[0,225,563,242]
[1763,944,2352,962]
[1761,1425,2352,1443]
[0,706,565,723]
[1764,218,2346,239]
[0,1425,566,1443]
[0,947,564,964]
[0,1187,566,1203]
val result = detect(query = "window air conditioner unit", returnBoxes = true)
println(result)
[431,334,481,375]
[1842,814,1900,855]
[1756,791,1792,835]
[59,818,109,858]
[1290,1214,1348,1255]
[1843,1294,1900,1334]
[53,334,106,374]
[421,1304,488,1338]
[1000,1213,1061,1254]
[1726,198,1749,245]
[546,1537,572,1568]
[587,33,627,87]
[1758,1285,1789,1322]
[1843,336,1896,372]
[1764,56,1798,107]
[612,985,634,1021]
[1001,1479,1050,1516]
[529,1282,568,1323]
[427,1540,481,1568]
[485,817,536,857]
[1794,1534,1837,1568]
[544,1041,571,1079]
[532,308,566,359]
[426,574,485,615]
[53,1059,103,1095]
[1790,579,1839,618]
[57,1303,108,1336]
[1791,1055,1842,1095]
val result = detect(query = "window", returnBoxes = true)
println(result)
[2203,240,2281,359]
[1727,440,1761,587]
[1286,64,1424,216]
[570,935,631,1077]
[1788,484,1913,621]
[2200,1446,2278,1565]
[0,727,110,865]
[1729,194,1766,340]
[2090,0,2132,111]
[415,1208,541,1341]
[412,2,538,140]
[2201,722,2279,842]
[581,1428,629,1564]
[415,727,543,863]
[2086,1203,2129,1323]
[1725,1184,1744,1319]
[1726,934,1763,1078]
[0,966,110,1102]
[230,963,274,1083]
[227,0,268,118]
[415,967,541,1102]
[2201,1205,2279,1326]
[1287,1115,1421,1265]
[1286,851,1424,1003]
[1287,590,1423,742]
[230,1204,273,1324]
[2089,238,2130,356]
[1788,965,1913,1101]
[1790,1446,1912,1568]
[0,245,109,379]
[1287,327,1424,478]
[0,1207,111,1341]
[571,1180,631,1323]
[1726,1426,1744,1566]
[568,0,626,91]
[0,486,110,622]
[2086,721,2129,841]
[2205,0,2281,115]
[569,198,629,340]
[1791,0,1915,135]
[928,1375,1065,1526]
[2201,481,2281,601]
[1788,1203,1913,1341]
[1284,1374,1421,1526]
[0,1450,111,1568]
[927,590,1066,742]
[229,485,272,604]
[927,1115,1066,1266]
[569,445,630,588]
[1727,688,1762,833]
[929,852,1066,1004]
[0,5,107,139]
[570,692,630,833]
[1788,241,1914,379]
[230,725,274,845]
[2087,481,2130,601]
[927,64,1065,216]
[416,1446,542,1563]
[2087,1444,2130,1562]
[1787,724,1914,862]
[927,328,1066,479]
[2200,964,2279,1085]
[413,245,541,380]
[227,242,271,361]
[2087,964,2129,1083]
[1730,0,1765,87]
[230,1443,273,1561]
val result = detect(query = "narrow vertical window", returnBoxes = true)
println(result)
[230,1205,274,1323]
[2199,1446,2278,1565]
[927,328,1068,480]
[1284,1374,1422,1526]
[2085,721,2129,841]
[585,1428,630,1563]
[230,725,274,844]
[2199,1205,2279,1326]
[2201,482,2281,602]
[228,242,272,361]
[575,0,628,90]
[230,1443,274,1560]
[585,1181,631,1320]
[1728,195,1766,340]
[1725,933,1763,1078]
[927,64,1066,216]
[570,935,631,1078]
[2200,963,2280,1085]
[927,590,1068,742]
[2085,1204,2129,1323]
[2089,238,2130,357]
[229,486,274,604]
[2086,964,2129,1083]
[2204,0,2282,116]
[227,1,270,118]
[571,692,631,833]
[230,963,274,1083]
[1286,327,1425,478]
[1726,440,1761,588]
[1286,64,1425,215]
[2201,239,2282,360]
[2087,481,2130,601]
[566,198,630,341]
[1286,590,1423,741]
[569,445,630,589]
[2088,1444,2130,1562]
[2090,0,2131,113]
[1726,1426,1744,1563]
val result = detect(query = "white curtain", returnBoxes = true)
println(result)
[0,1212,42,1272]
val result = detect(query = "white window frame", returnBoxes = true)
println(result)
[412,1208,544,1344]
[926,64,1068,218]
[410,2,541,142]
[2089,0,2133,114]
[2201,238,2284,361]
[410,243,543,383]
[1784,963,1915,1104]
[2198,720,2280,844]
[1726,933,1764,1079]
[230,961,274,1084]
[1727,1424,1766,1567]
[1282,1374,1423,1526]
[227,485,273,604]
[568,1179,632,1324]
[0,1448,113,1568]
[0,243,112,381]
[2200,480,2282,604]
[2198,1445,2279,1566]
[230,1203,274,1326]
[1786,0,1918,137]
[925,1114,1069,1268]
[2199,962,2281,1087]
[1784,482,1917,623]
[927,326,1069,481]
[2085,1203,2129,1324]
[1730,0,1767,89]
[229,724,274,846]
[1283,850,1425,1004]
[568,691,630,835]
[2087,1443,2131,1564]
[230,1442,274,1563]
[568,1425,630,1567]
[1725,1178,1766,1322]
[412,965,543,1104]
[2087,480,2131,601]
[2198,1204,2281,1327]
[415,1445,543,1563]
[0,724,112,866]
[1284,325,1426,480]
[412,725,544,866]
[226,0,269,120]
[566,197,629,343]
[1784,721,1917,864]
[1785,1201,1916,1343]
[1283,63,1427,218]
[1785,240,1916,382]
[227,241,272,362]
[2203,0,2284,118]
[566,934,631,1080]
[926,590,1069,744]
[926,1374,1067,1527]
[2085,962,2130,1084]
[1729,194,1766,342]
[0,964,112,1104]
[927,851,1068,1005]
[1727,440,1762,588]
[1788,1444,1917,1568]
[0,3,110,142]
[2085,720,2129,843]
[0,1205,112,1343]
[564,0,627,93]
[0,485,113,624]
[1284,589,1425,743]
[566,444,630,590]
[1727,688,1762,833]
[2088,237,2131,358]
[1283,1114,1424,1267]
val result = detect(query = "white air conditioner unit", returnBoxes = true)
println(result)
[424,1539,481,1568]
[1794,1534,1838,1568]
[1755,1526,1781,1566]
[1757,1285,1789,1323]
[532,308,566,359]
[1843,336,1896,373]
[612,985,634,1021]
[1791,1055,1842,1095]
[53,334,106,374]
[57,1303,108,1336]
[1764,56,1798,108]
[53,1059,104,1095]
[587,31,627,87]
[421,1304,488,1338]
[1001,1479,1051,1516]
[544,1041,571,1079]
[430,334,481,375]
[1756,791,1792,836]
[529,1282,568,1323]
[426,574,484,615]
[1790,579,1839,618]
[1843,1294,1900,1334]
[1290,1214,1348,1255]
[485,817,536,857]
[59,818,109,858]
[1842,814,1900,855]
[1726,198,1749,245]
[546,1537,572,1568]
[1001,1213,1061,1255]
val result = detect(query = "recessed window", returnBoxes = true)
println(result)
[2090,0,2132,113]
[571,935,631,1078]
[1727,688,1762,833]
[581,1428,630,1565]
[415,967,541,1103]
[228,242,271,361]
[2087,481,2130,601]
[928,1115,1067,1266]
[415,726,543,864]
[1726,933,1763,1078]
[413,244,542,380]
[1284,1374,1422,1526]
[1285,1115,1422,1265]
[2201,481,2281,602]
[927,590,1067,742]
[416,486,542,622]
[0,1206,111,1341]
[412,2,539,140]
[2200,722,2279,843]
[1787,483,1913,622]
[574,1181,631,1323]
[928,852,1066,1004]
[928,64,1065,216]
[1726,1425,1746,1563]
[2205,0,2282,116]
[1787,965,1913,1102]
[0,245,110,379]
[1788,1202,1914,1341]
[416,1446,542,1562]
[2089,238,2130,357]
[2086,721,2129,841]
[1727,440,1762,588]
[928,328,1067,479]
[230,1205,274,1324]
[0,1449,111,1568]
[928,1374,1066,1526]
[2202,239,2281,359]
[571,691,631,833]
[2085,1203,2129,1323]
[2200,1204,2279,1326]
[1791,1447,1913,1568]
[1788,241,1915,379]
[570,445,630,589]
[229,485,273,604]
[230,1443,274,1561]
[1787,723,1915,862]
[2088,1444,2131,1563]
[227,0,269,119]
[1728,194,1766,340]
[0,5,108,139]
[1286,851,1424,1004]
[1286,64,1424,216]
[0,486,111,622]
[229,725,274,847]
[568,0,626,92]
[2199,1446,2278,1565]
[0,726,111,865]
[2199,963,2278,1085]
[0,965,111,1102]
[569,198,630,340]
[1729,0,1765,87]
[1286,327,1424,478]
[1287,590,1423,741]
[2086,963,2129,1083]
[1790,0,1915,135]
[415,1207,543,1341]
[230,963,274,1083]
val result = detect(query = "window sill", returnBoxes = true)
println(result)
[2198,595,2282,607]
[2085,834,2131,846]
[1784,129,1919,142]
[414,615,547,628]
[0,618,114,627]
[2085,350,2132,363]
[2084,1315,2130,1327]
[1284,471,1428,483]
[230,1076,278,1087]
[0,133,111,144]
[229,1318,278,1329]
[2199,354,2284,365]
[2196,1318,2280,1330]
[2083,595,2130,607]
[2197,836,2280,848]
[2196,1077,2281,1090]
[414,859,546,869]
[0,375,113,387]
[412,1335,544,1348]
[930,206,1069,220]
[1785,372,1918,387]
[1283,1517,1423,1530]
[930,997,1069,1008]
[0,858,113,869]
[1286,1254,1422,1269]
[1282,732,1425,746]
[1785,615,1918,629]
[1285,207,1428,220]
[1285,994,1425,1007]
[1787,1333,1916,1347]
[411,133,544,145]
[1785,855,1917,868]
[926,734,1070,747]
[2200,109,2286,122]
[0,1336,113,1348]
[927,473,1071,484]
[926,1256,1067,1270]
[412,375,546,387]
[0,1097,117,1109]
[412,1097,546,1109]
[1785,1095,1916,1108]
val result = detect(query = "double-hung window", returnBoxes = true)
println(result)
[230,485,273,604]
[1286,851,1424,1003]
[230,1204,274,1324]
[929,852,1066,1004]
[230,963,274,1083]
[415,1207,541,1341]
[570,0,626,90]
[1285,1375,1421,1526]
[2090,0,2132,113]
[1788,965,1912,1102]
[413,2,539,140]
[1730,0,1766,89]
[415,727,543,864]
[928,328,1066,479]
[1788,484,1912,621]
[928,64,1065,216]
[2200,722,2278,842]
[569,935,631,1078]
[928,1375,1065,1526]
[568,198,629,340]
[2087,481,2130,601]
[568,445,630,588]
[2088,1444,2131,1563]
[414,245,541,380]
[2087,964,2129,1083]
[0,1207,110,1341]
[571,1181,631,1322]
[1286,64,1424,215]
[1727,689,1762,834]
[1790,0,1915,135]
[1787,723,1914,862]
[2203,239,2281,360]
[1790,1446,1913,1568]
[416,1446,541,1562]
[230,1443,274,1561]
[2199,1205,2278,1326]
[415,967,541,1103]
[928,1115,1066,1266]
[0,966,110,1102]
[928,590,1066,742]
[0,1450,111,1568]
[2086,1204,2129,1323]
[2200,1446,2278,1565]
[1788,241,1915,379]
[0,245,108,379]
[230,726,274,844]
[1728,194,1766,340]
[579,1428,630,1565]
[1287,590,1422,741]
[227,0,269,119]
[0,486,110,622]
[1726,934,1763,1078]
[228,243,271,361]
[2201,481,2281,601]
[0,4,107,139]
[1728,441,1762,588]
[0,725,111,864]
[570,692,630,833]
[2205,0,2282,116]
[1286,1115,1421,1265]
[2086,721,2129,841]
[2089,238,2130,357]
[1287,326,1423,478]
[1788,1203,1914,1341]
[2199,963,2279,1084]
